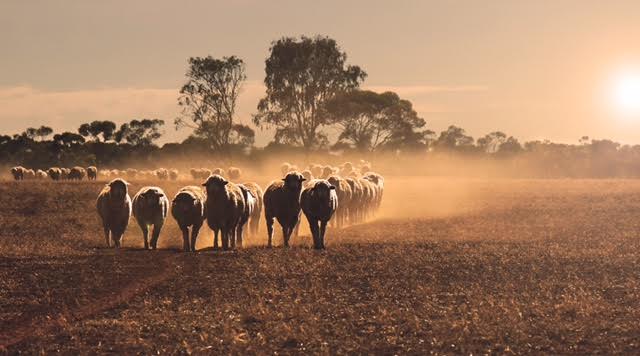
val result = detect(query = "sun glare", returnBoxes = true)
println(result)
[611,70,640,117]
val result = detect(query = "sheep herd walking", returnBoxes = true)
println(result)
[9,161,384,250]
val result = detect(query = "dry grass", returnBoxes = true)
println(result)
[2,178,640,353]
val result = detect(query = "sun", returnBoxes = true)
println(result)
[611,70,640,117]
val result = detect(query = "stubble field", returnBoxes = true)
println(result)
[1,177,640,354]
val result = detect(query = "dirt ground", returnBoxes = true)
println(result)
[1,177,640,353]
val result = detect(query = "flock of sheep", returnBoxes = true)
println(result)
[9,161,383,250]
[9,166,179,181]
[93,161,383,251]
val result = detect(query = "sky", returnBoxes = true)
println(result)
[1,0,640,146]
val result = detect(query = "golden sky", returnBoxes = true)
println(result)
[1,0,640,145]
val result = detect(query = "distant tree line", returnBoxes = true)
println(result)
[3,35,640,177]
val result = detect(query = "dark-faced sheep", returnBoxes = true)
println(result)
[301,179,338,249]
[87,166,97,180]
[202,174,246,250]
[241,182,263,236]
[69,166,86,180]
[263,171,306,247]
[96,178,132,248]
[171,186,206,252]
[10,166,25,181]
[132,187,169,250]
[48,167,62,181]
[227,167,242,180]
[61,168,71,180]
[327,175,353,228]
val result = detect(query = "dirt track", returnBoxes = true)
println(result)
[2,178,640,353]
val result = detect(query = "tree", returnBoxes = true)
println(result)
[115,119,164,146]
[477,131,507,153]
[433,125,475,152]
[253,35,367,149]
[324,90,430,151]
[53,132,86,147]
[78,121,117,142]
[176,55,251,150]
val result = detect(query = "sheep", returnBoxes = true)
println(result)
[327,175,353,228]
[10,166,25,181]
[36,169,48,180]
[202,174,247,250]
[360,164,371,175]
[237,184,255,243]
[110,169,121,177]
[227,166,241,180]
[132,186,170,250]
[301,179,338,249]
[310,164,323,178]
[357,177,376,221]
[155,168,169,180]
[48,167,62,181]
[339,162,354,176]
[99,170,111,179]
[171,186,206,252]
[96,178,132,248]
[212,167,225,176]
[345,177,364,223]
[68,166,86,180]
[87,166,97,180]
[169,169,179,181]
[61,168,71,180]
[24,169,36,180]
[126,168,138,179]
[280,162,292,176]
[301,170,314,182]
[263,171,306,248]
[241,182,263,236]
[362,172,385,212]
[320,165,333,179]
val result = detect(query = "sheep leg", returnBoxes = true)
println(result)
[283,226,291,248]
[213,229,219,250]
[230,227,237,249]
[306,216,320,249]
[236,225,244,248]
[103,226,111,248]
[318,220,327,249]
[111,229,122,248]
[191,224,202,252]
[139,222,149,250]
[266,217,274,248]
[150,220,163,250]
[250,216,260,236]
[180,226,190,252]
[221,229,229,251]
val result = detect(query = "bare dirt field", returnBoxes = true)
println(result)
[2,177,640,354]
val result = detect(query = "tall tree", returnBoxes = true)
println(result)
[116,119,164,146]
[78,120,117,142]
[433,125,475,152]
[176,55,253,150]
[253,35,366,149]
[324,90,430,151]
[477,131,507,153]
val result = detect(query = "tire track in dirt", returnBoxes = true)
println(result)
[0,250,180,350]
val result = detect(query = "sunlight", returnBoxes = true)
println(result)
[611,70,640,117]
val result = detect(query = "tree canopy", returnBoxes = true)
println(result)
[254,36,367,149]
[115,119,164,147]
[176,55,253,151]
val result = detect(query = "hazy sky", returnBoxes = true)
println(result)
[1,0,640,145]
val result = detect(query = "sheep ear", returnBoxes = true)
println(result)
[301,178,307,182]
[330,185,336,190]
[201,182,207,186]
[281,178,286,181]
